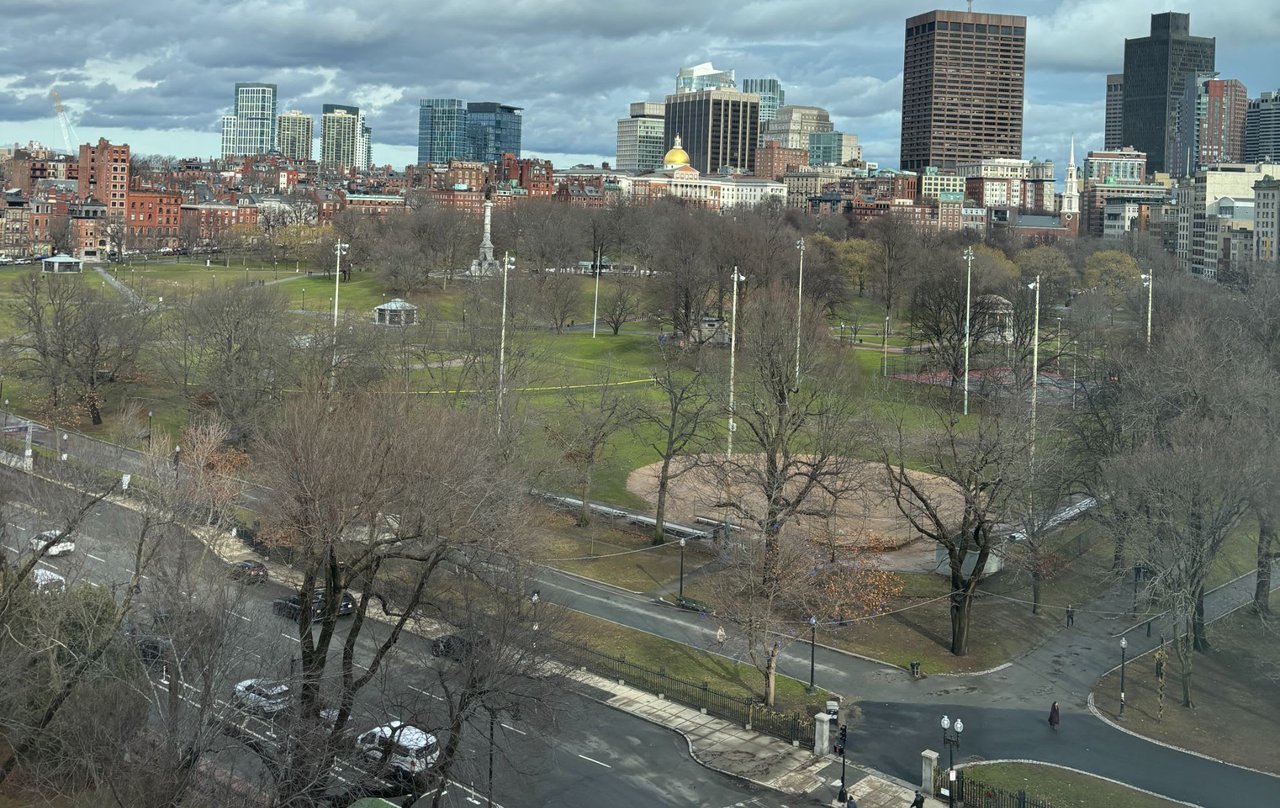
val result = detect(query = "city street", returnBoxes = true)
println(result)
[2,467,796,808]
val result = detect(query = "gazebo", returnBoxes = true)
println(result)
[374,298,418,326]
[40,254,83,273]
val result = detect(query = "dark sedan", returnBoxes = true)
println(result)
[273,589,356,621]
[228,559,268,583]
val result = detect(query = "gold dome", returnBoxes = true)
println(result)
[663,134,690,167]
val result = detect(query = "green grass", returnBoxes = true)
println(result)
[961,763,1187,808]
[530,511,712,591]
[566,610,830,716]
[1093,592,1280,776]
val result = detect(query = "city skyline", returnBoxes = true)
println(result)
[0,1,1276,173]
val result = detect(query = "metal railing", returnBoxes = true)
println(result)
[934,768,1055,808]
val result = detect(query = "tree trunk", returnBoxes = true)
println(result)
[1031,569,1042,615]
[1255,511,1274,615]
[578,479,592,527]
[653,457,671,544]
[1192,586,1209,652]
[763,642,779,707]
[949,589,971,656]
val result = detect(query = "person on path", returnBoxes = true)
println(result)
[909,790,926,808]
[1065,604,1075,627]
[1048,701,1061,730]
[715,625,726,647]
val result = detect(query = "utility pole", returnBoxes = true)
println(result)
[591,247,601,338]
[728,268,744,460]
[794,238,805,387]
[498,252,511,434]
[962,247,974,416]
[329,240,348,393]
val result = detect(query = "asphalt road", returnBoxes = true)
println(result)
[3,470,796,808]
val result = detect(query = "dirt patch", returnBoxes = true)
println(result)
[626,456,964,572]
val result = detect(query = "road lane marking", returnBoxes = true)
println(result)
[86,553,106,563]
[578,753,611,768]
[407,684,444,702]
[125,569,150,580]
[3,545,16,553]
[501,723,526,735]
[225,609,251,622]
[87,581,100,588]
[281,633,300,643]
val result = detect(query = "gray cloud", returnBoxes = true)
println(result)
[0,0,1275,174]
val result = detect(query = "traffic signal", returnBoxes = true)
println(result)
[833,724,848,756]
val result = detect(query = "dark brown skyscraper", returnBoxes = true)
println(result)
[1105,73,1125,149]
[663,89,760,175]
[900,9,1027,173]
[1121,12,1215,175]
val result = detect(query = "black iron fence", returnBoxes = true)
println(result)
[559,641,816,748]
[934,768,1055,808]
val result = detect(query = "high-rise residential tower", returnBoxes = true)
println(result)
[220,82,277,159]
[899,9,1027,173]
[1105,73,1125,149]
[1246,91,1280,162]
[77,137,129,213]
[321,104,364,171]
[616,102,666,172]
[276,111,314,162]
[418,99,469,164]
[663,89,760,175]
[1121,12,1215,175]
[742,78,785,122]
[676,63,735,93]
[466,102,523,163]
[1170,73,1248,177]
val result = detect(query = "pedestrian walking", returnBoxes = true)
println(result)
[715,625,726,646]
[1065,604,1074,627]
[909,790,926,808]
[1048,701,1060,730]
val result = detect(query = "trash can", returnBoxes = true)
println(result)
[826,699,840,724]
[910,661,922,679]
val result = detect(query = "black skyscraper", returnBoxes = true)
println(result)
[1121,12,1215,175]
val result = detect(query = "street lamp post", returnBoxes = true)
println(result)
[941,715,963,808]
[728,268,743,461]
[677,538,686,600]
[1141,272,1153,346]
[962,247,974,415]
[794,238,805,387]
[60,432,68,462]
[1119,637,1128,718]
[591,248,601,339]
[498,252,512,431]
[330,242,349,392]
[807,616,817,693]
[1027,276,1041,439]
[882,316,890,377]
[147,411,153,450]
[173,445,182,484]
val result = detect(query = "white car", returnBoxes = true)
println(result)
[355,721,439,776]
[231,679,292,716]
[29,531,75,557]
[31,568,67,594]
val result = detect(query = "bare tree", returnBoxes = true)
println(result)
[600,272,641,335]
[633,343,714,543]
[543,375,632,527]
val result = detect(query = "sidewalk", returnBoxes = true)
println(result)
[571,667,943,807]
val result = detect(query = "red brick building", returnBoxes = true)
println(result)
[755,141,809,181]
[500,154,555,197]
[77,138,130,214]
[126,189,182,250]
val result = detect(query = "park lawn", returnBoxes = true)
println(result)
[529,511,713,593]
[1092,591,1280,776]
[564,610,831,718]
[961,762,1187,808]
[1206,516,1260,589]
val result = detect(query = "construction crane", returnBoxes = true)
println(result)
[50,90,79,156]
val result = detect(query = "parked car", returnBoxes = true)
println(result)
[29,530,75,557]
[430,632,489,662]
[228,559,268,584]
[675,595,712,615]
[273,589,355,621]
[355,721,439,777]
[30,568,67,594]
[231,678,292,716]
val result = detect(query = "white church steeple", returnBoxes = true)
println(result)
[1062,135,1079,217]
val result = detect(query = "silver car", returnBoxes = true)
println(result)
[231,679,292,716]
[29,530,75,557]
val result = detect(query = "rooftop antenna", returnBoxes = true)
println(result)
[967,0,974,12]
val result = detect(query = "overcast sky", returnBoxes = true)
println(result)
[1,0,1276,178]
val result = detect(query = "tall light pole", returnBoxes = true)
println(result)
[498,252,512,433]
[794,238,805,387]
[677,538,687,600]
[330,241,349,393]
[1028,276,1041,439]
[727,268,743,461]
[147,410,153,450]
[1119,636,1128,718]
[882,316,890,377]
[807,615,817,693]
[941,715,963,808]
[962,247,974,415]
[1141,271,1153,346]
[591,247,601,338]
